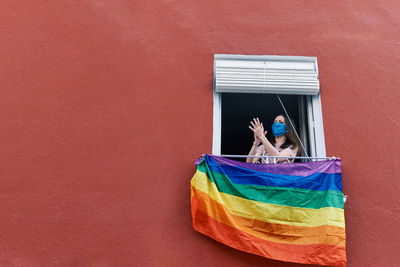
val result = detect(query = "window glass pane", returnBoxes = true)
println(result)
[221,93,303,161]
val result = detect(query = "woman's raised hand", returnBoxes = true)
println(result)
[249,118,267,141]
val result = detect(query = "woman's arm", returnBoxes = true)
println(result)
[258,135,280,156]
[275,149,294,163]
[246,142,261,163]
[247,121,267,163]
[275,145,299,163]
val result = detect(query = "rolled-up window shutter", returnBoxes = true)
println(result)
[214,55,320,95]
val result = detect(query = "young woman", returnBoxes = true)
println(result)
[246,115,300,164]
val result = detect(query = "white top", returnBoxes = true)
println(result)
[255,143,298,164]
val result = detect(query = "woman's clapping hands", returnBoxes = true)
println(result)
[249,118,267,142]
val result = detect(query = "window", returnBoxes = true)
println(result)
[212,54,326,160]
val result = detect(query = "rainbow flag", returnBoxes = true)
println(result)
[191,154,346,266]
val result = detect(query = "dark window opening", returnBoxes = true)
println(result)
[221,93,309,162]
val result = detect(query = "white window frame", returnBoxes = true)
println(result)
[212,55,326,158]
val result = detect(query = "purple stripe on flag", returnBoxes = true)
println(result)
[195,154,341,176]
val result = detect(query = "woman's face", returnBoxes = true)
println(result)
[274,115,286,125]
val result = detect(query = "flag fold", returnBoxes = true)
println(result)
[190,154,346,266]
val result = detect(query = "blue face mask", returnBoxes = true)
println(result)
[272,122,287,137]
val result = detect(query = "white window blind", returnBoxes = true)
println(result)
[214,55,320,95]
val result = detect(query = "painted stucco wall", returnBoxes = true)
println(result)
[1,0,399,266]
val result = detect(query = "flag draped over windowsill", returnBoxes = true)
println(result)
[190,154,346,266]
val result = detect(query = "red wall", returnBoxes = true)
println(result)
[1,0,399,266]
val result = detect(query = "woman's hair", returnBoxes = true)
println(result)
[270,114,301,156]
